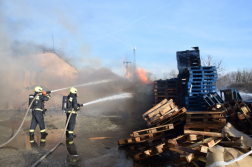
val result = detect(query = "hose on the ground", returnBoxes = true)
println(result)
[207,149,252,167]
[31,109,74,167]
[0,94,39,148]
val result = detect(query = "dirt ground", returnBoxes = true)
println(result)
[0,97,173,167]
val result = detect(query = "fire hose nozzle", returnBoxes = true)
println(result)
[46,91,51,95]
[78,103,84,107]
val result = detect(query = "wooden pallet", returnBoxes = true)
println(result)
[186,111,226,124]
[118,131,166,146]
[129,133,176,151]
[133,143,169,161]
[146,99,175,120]
[167,114,186,127]
[184,122,225,132]
[142,99,168,118]
[155,95,179,100]
[148,107,179,126]
[158,107,187,126]
[130,124,174,137]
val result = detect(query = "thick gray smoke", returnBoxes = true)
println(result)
[0,0,154,116]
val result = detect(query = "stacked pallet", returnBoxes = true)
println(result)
[118,99,252,166]
[176,48,201,74]
[184,111,226,137]
[179,66,218,111]
[200,92,225,107]
[118,99,187,161]
[142,99,187,127]
[154,79,179,105]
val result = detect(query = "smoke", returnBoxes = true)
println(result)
[0,1,154,122]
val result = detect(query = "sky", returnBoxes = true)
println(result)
[1,0,252,79]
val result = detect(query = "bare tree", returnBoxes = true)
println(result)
[201,55,225,76]
[169,70,178,79]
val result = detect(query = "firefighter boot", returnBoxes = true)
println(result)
[67,134,76,138]
[29,132,34,136]
[41,132,48,137]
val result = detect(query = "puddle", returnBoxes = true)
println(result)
[0,120,30,130]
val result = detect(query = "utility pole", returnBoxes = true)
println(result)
[123,61,131,77]
[133,47,136,68]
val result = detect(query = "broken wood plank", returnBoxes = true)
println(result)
[184,130,222,137]
[169,147,186,155]
[187,135,197,141]
[142,99,168,118]
[189,137,216,149]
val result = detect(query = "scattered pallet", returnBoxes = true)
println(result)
[133,143,169,161]
[159,107,187,126]
[118,131,166,146]
[130,124,174,137]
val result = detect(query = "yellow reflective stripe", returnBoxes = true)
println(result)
[35,108,43,111]
[40,139,46,142]
[68,111,77,114]
[40,129,46,132]
[35,96,40,100]
[47,95,50,98]
[68,131,73,134]
[30,129,34,132]
[69,141,74,144]
[69,97,73,102]
[30,140,34,143]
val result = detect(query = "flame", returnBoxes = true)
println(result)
[136,67,148,84]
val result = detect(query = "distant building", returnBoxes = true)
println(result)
[0,52,78,110]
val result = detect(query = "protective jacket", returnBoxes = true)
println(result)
[33,92,50,111]
[67,93,80,113]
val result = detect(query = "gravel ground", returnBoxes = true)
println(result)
[0,96,173,167]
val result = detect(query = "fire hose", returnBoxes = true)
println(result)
[31,109,74,167]
[0,94,39,148]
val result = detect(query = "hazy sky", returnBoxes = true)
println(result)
[1,0,252,79]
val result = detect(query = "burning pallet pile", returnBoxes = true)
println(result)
[118,98,252,166]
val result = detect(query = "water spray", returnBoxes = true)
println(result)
[51,80,113,93]
[82,93,133,106]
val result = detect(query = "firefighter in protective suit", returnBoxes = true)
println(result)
[29,86,51,137]
[66,87,81,138]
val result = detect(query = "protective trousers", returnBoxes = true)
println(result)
[29,110,46,135]
[66,113,77,134]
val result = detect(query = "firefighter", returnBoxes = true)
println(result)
[66,87,81,138]
[29,86,51,137]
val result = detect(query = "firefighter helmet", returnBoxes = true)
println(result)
[34,86,43,92]
[70,87,77,94]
